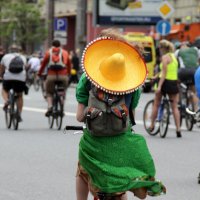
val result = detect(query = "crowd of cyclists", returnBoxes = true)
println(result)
[0,38,200,133]
[0,40,81,124]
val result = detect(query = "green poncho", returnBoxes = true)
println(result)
[76,73,166,196]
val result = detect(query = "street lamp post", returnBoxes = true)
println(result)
[46,0,55,49]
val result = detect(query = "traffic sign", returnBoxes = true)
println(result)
[158,1,174,19]
[54,18,67,31]
[156,20,171,36]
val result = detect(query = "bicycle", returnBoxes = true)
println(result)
[178,82,195,131]
[27,71,41,91]
[143,94,171,138]
[4,89,21,130]
[48,81,65,130]
[143,83,195,138]
[64,125,127,200]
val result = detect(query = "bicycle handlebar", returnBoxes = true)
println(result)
[64,125,84,131]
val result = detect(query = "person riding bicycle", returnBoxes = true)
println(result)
[175,41,200,111]
[38,40,71,116]
[148,40,181,138]
[75,29,166,200]
[0,44,27,122]
[26,52,41,85]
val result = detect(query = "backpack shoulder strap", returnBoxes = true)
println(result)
[128,94,136,126]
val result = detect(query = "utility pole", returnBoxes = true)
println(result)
[75,0,87,57]
[45,0,55,50]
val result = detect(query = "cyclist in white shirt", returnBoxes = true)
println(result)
[0,44,27,122]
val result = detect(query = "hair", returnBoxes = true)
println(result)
[159,39,175,53]
[98,28,144,55]
[52,40,61,47]
[9,44,21,53]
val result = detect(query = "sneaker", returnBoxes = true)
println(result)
[45,107,53,117]
[17,115,23,123]
[176,131,182,138]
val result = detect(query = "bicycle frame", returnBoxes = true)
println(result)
[48,81,65,130]
[5,89,20,130]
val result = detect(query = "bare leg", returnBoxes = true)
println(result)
[168,93,181,132]
[150,92,162,129]
[17,94,23,114]
[132,187,147,199]
[118,193,128,200]
[76,176,89,200]
[190,85,199,112]
[2,88,9,103]
[46,95,53,108]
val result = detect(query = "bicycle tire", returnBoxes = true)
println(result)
[195,111,200,128]
[55,97,63,130]
[12,98,19,130]
[48,115,54,129]
[159,102,170,138]
[185,99,194,131]
[143,99,159,136]
[5,106,12,129]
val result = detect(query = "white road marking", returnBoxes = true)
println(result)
[0,104,198,131]
[0,104,76,117]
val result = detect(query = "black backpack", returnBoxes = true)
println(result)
[9,55,24,73]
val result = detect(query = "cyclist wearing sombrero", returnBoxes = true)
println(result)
[75,29,166,200]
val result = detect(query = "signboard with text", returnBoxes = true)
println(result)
[94,0,163,25]
[54,18,67,45]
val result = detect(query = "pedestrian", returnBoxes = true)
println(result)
[38,40,71,116]
[148,39,181,138]
[0,44,27,122]
[69,49,80,85]
[75,28,166,200]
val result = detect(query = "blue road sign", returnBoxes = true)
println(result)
[54,18,67,31]
[156,20,171,36]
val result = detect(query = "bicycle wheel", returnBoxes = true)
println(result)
[143,99,159,136]
[159,102,170,138]
[185,99,194,131]
[12,99,19,130]
[48,114,54,129]
[5,105,12,129]
[195,111,200,128]
[55,98,63,130]
[34,76,40,91]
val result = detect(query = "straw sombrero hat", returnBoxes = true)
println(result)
[82,37,147,94]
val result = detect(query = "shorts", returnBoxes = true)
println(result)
[46,75,68,96]
[178,67,197,85]
[3,80,26,93]
[161,79,179,95]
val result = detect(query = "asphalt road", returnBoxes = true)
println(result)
[0,83,200,200]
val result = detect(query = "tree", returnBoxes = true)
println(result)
[0,0,47,52]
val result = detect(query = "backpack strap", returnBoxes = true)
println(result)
[127,94,136,126]
[119,105,127,128]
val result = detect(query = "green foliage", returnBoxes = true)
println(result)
[0,0,47,51]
